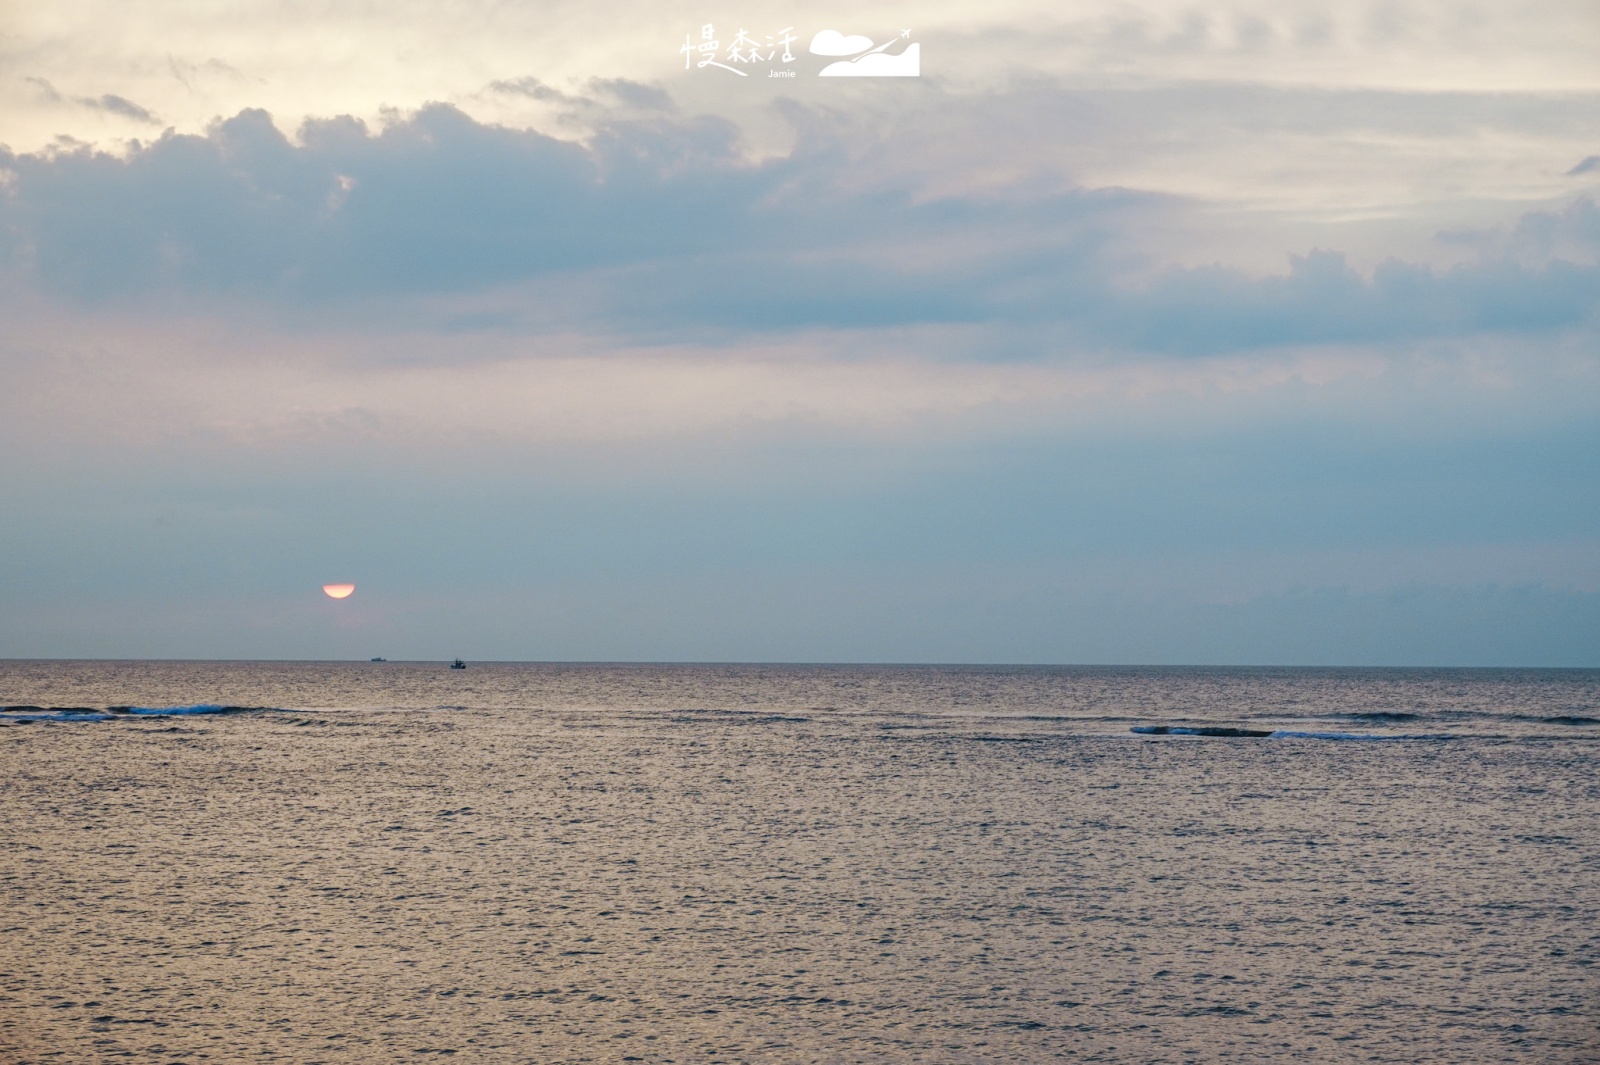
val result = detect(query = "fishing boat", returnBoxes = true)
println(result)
[451,659,467,669]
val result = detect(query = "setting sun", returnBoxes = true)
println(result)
[322,583,355,599]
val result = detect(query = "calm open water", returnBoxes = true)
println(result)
[1,661,1597,1063]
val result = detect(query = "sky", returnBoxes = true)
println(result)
[1,0,1597,664]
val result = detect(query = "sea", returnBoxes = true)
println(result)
[1,661,1596,1063]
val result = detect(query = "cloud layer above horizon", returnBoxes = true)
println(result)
[1,0,1597,663]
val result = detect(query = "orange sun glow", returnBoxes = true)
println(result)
[322,583,356,599]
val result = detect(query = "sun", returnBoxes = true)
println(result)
[322,583,356,599]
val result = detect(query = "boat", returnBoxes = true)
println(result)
[451,659,467,669]
[370,657,387,662]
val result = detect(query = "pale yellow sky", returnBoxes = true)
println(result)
[5,0,1598,152]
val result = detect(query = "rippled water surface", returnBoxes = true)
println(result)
[2,662,1597,1062]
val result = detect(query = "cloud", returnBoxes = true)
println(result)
[24,76,65,103]
[86,94,160,123]
[1097,249,1599,354]
[808,30,874,56]
[486,76,568,101]
[0,102,759,298]
[0,97,1593,358]
[21,77,160,123]
[1569,155,1600,176]
[587,78,675,111]
[167,56,248,92]
[1433,197,1600,269]
[484,76,674,116]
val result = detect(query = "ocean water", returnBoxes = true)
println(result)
[1,661,1596,1063]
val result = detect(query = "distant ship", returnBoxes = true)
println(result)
[370,657,387,662]
[451,659,467,669]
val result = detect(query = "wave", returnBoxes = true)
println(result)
[118,704,270,716]
[0,709,114,722]
[1132,726,1275,737]
[1302,709,1600,729]
[1,704,279,722]
[1132,725,1452,741]
[1267,729,1453,742]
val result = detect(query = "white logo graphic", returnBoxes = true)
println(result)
[811,29,919,77]
[679,24,919,79]
[808,30,874,56]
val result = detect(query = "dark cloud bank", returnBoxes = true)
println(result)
[0,100,1595,355]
